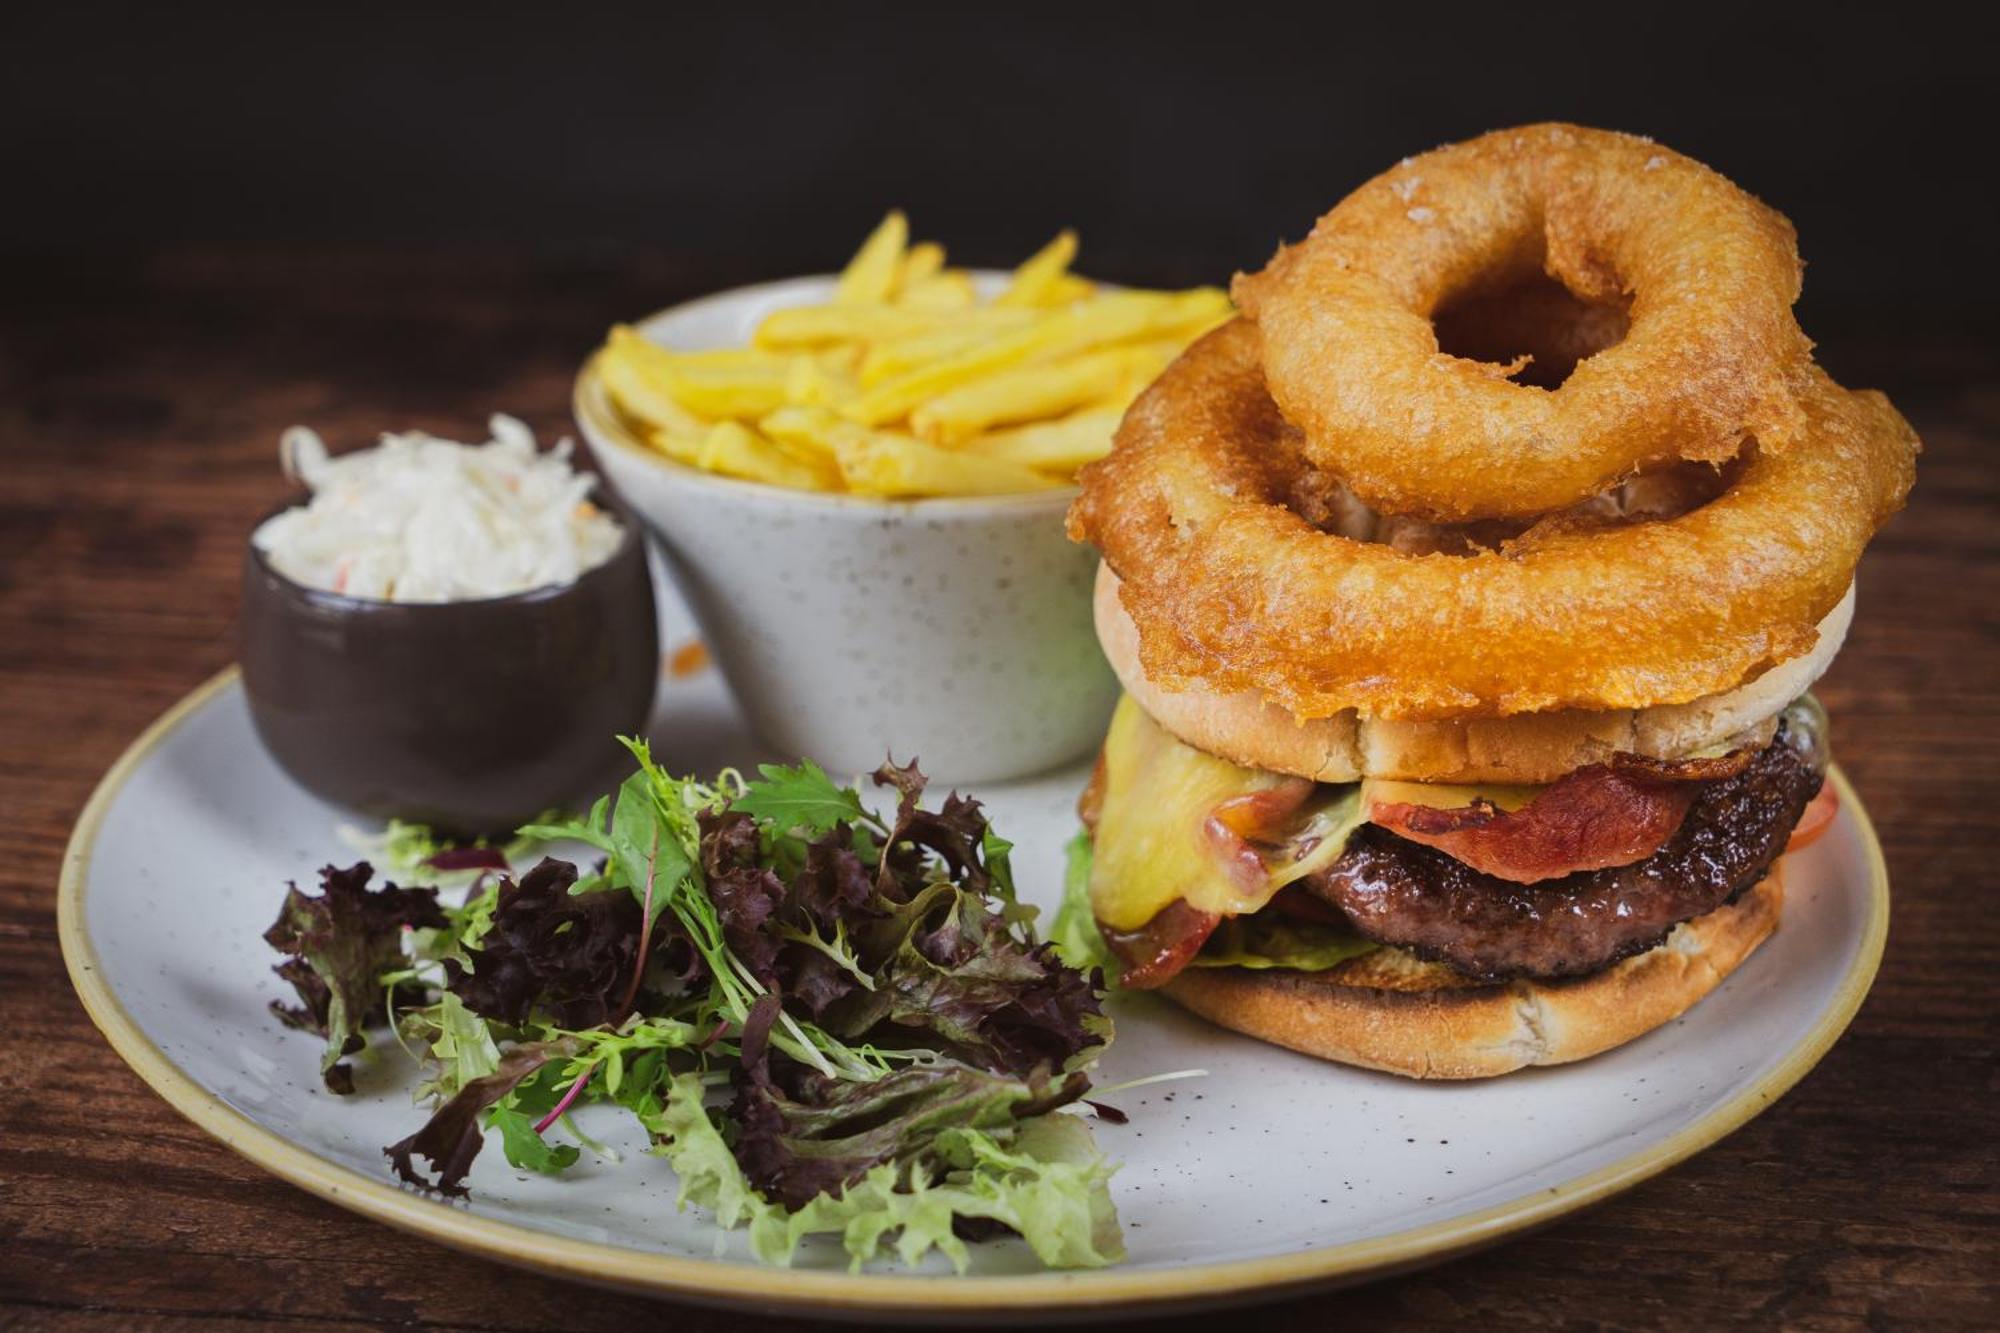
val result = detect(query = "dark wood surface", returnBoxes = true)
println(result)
[2,251,1994,1331]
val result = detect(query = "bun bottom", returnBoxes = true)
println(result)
[1163,871,1783,1079]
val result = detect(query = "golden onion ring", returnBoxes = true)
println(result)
[1067,320,1917,721]
[1235,125,1817,522]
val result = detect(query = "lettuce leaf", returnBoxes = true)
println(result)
[444,858,646,1029]
[727,993,1089,1209]
[275,749,1126,1271]
[652,1073,1122,1272]
[1188,915,1379,971]
[1050,831,1115,978]
[731,758,872,837]
[385,1038,577,1195]
[824,876,1102,1079]
[399,990,502,1103]
[263,862,446,1093]
[926,1110,1125,1269]
[652,1070,772,1230]
[487,1104,582,1175]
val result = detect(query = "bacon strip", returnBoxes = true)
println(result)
[1605,750,1758,783]
[1368,749,1755,885]
[1077,750,1109,831]
[1102,899,1220,989]
[1203,777,1315,895]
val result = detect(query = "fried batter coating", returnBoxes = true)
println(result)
[1068,321,1916,721]
[1236,125,1816,521]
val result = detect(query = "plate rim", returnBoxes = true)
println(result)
[58,667,1891,1319]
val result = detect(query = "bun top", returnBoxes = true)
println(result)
[1094,564,1851,785]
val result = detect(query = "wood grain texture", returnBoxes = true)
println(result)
[1,251,1994,1331]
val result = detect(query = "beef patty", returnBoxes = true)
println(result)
[1307,728,1823,981]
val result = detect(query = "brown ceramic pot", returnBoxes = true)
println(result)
[240,495,658,838]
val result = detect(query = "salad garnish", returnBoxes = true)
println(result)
[266,744,1122,1270]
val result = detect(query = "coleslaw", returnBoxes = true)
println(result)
[252,415,624,602]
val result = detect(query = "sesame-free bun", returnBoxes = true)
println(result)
[1162,872,1783,1079]
[1096,565,1850,785]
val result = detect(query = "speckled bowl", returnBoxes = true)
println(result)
[576,275,1116,783]
[239,492,659,838]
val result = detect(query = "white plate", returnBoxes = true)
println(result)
[60,609,1888,1322]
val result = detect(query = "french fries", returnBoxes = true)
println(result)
[834,432,1065,498]
[695,420,838,490]
[995,229,1079,307]
[594,213,1230,497]
[961,409,1127,473]
[911,340,1179,444]
[833,210,907,306]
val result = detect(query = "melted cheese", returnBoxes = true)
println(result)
[1089,696,1365,930]
[1090,697,1575,930]
[1360,779,1541,816]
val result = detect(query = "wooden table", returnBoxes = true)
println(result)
[3,251,1993,1330]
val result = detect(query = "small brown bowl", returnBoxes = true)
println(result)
[240,492,658,838]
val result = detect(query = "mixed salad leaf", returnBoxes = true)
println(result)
[264,862,447,1094]
[266,745,1122,1271]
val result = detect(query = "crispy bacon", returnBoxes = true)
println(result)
[1367,749,1755,885]
[1319,737,1818,979]
[1077,750,1108,832]
[1102,899,1220,989]
[1203,777,1315,895]
[1606,749,1758,783]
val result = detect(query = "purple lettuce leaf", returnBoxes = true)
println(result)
[444,857,655,1030]
[263,861,446,1094]
[726,996,1088,1210]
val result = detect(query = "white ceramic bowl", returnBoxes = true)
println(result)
[575,275,1117,783]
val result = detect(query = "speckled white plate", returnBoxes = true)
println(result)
[575,272,1115,785]
[60,597,1888,1322]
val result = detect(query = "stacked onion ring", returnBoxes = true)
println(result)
[1070,124,1919,735]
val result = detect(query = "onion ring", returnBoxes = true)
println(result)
[1234,124,1817,521]
[1067,319,1917,721]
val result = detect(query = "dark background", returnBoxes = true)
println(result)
[4,8,1990,319]
[3,9,1995,1332]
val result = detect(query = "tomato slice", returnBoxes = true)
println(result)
[1786,784,1841,853]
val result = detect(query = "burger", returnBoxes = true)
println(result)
[1064,562,1841,1080]
[1059,127,1916,1078]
